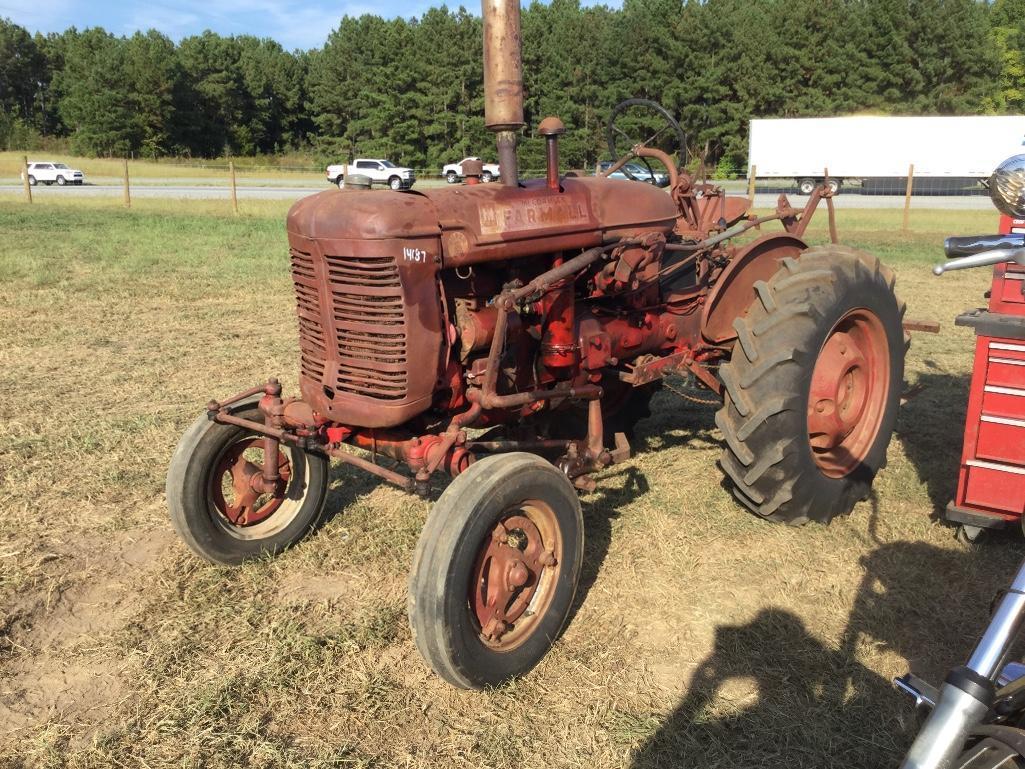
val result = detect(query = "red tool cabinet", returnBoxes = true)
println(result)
[947,215,1025,529]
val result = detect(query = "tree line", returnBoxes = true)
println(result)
[1,0,1023,171]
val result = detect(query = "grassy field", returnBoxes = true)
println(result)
[0,196,1019,768]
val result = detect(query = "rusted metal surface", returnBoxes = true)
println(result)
[482,0,525,132]
[422,176,675,268]
[538,116,566,191]
[286,211,445,428]
[328,445,416,491]
[483,0,524,187]
[211,437,291,526]
[807,309,890,478]
[903,319,941,334]
[462,158,483,185]
[201,0,860,505]
[471,503,560,647]
[701,233,808,343]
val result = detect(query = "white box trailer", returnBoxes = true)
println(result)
[748,115,1025,194]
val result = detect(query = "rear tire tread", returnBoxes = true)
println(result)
[715,245,905,525]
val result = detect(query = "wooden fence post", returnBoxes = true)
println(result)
[902,163,914,232]
[229,160,239,215]
[747,164,756,205]
[21,155,32,204]
[824,166,839,244]
[122,158,131,209]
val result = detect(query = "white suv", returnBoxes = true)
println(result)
[22,161,85,186]
[325,159,415,190]
[442,157,500,184]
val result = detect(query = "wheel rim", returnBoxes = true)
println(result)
[807,308,890,478]
[208,437,306,539]
[469,500,563,652]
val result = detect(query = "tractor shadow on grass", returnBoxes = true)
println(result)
[894,369,971,517]
[567,392,722,621]
[629,538,1021,769]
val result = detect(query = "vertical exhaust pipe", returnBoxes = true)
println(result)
[482,0,524,186]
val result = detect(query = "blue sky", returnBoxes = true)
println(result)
[1,0,621,51]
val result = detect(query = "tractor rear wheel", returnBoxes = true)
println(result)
[408,453,583,689]
[715,245,907,525]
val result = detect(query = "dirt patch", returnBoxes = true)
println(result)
[0,524,173,743]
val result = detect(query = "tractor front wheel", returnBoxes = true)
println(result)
[408,453,583,689]
[166,398,330,565]
[715,245,907,525]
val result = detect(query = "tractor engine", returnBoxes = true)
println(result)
[286,173,685,433]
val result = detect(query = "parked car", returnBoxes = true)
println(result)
[21,161,85,186]
[325,159,416,190]
[441,157,500,184]
[595,160,669,187]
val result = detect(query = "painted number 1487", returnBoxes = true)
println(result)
[403,247,429,263]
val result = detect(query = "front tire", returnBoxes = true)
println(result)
[408,453,583,689]
[389,176,403,191]
[27,175,36,186]
[166,398,330,565]
[446,171,458,184]
[56,175,66,186]
[715,246,907,525]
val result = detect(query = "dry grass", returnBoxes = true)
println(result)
[0,198,1018,768]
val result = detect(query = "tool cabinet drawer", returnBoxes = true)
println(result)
[976,416,1025,465]
[985,357,1025,388]
[963,461,1025,515]
[982,386,1025,419]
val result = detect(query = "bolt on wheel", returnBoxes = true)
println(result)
[471,502,562,650]
[807,309,889,478]
[210,436,294,533]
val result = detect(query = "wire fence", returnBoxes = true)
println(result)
[9,155,998,225]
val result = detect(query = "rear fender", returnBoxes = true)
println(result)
[701,233,807,344]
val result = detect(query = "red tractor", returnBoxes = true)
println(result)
[166,0,908,688]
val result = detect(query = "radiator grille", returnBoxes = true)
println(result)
[291,248,408,401]
[291,249,327,385]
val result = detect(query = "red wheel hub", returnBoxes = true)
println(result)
[211,438,292,526]
[470,503,561,651]
[807,309,890,478]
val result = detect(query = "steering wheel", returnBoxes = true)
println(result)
[606,98,687,182]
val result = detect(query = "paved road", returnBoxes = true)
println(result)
[0,181,994,209]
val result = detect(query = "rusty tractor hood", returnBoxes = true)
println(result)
[287,176,677,268]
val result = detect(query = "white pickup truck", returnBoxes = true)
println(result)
[442,157,500,184]
[325,159,416,190]
[22,161,85,186]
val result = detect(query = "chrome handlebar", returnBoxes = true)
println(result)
[933,247,1025,276]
